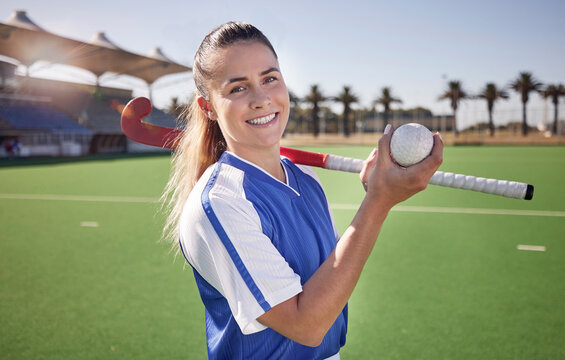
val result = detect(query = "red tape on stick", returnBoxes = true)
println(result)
[280,147,328,168]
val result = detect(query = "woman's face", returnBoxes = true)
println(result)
[203,41,290,158]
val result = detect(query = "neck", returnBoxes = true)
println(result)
[227,144,285,183]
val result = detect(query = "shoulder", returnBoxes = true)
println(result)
[180,161,254,231]
[179,160,265,250]
[189,160,250,208]
[295,163,323,185]
[178,161,262,283]
[282,158,324,191]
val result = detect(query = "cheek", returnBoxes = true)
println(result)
[273,85,290,107]
[213,98,237,120]
[279,94,290,118]
[214,100,244,132]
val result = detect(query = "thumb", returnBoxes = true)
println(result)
[377,124,393,161]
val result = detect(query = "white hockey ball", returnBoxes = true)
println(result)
[390,123,434,167]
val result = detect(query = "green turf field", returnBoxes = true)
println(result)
[1,146,564,359]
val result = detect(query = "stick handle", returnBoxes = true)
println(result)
[324,154,364,173]
[309,152,534,200]
[429,172,534,200]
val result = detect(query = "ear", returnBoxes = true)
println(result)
[197,97,218,120]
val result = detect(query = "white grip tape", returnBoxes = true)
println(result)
[429,171,528,199]
[324,155,364,173]
[323,155,529,200]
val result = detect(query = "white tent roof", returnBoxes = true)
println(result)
[88,31,122,49]
[0,10,191,83]
[148,47,173,62]
[5,10,44,31]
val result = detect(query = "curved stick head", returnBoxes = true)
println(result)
[120,97,182,149]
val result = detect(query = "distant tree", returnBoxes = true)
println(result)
[390,107,433,117]
[289,90,301,107]
[303,85,327,137]
[509,72,543,136]
[540,84,565,135]
[438,80,468,135]
[333,86,359,136]
[288,90,302,133]
[167,97,185,118]
[353,106,375,133]
[321,107,339,133]
[475,83,509,137]
[374,87,402,128]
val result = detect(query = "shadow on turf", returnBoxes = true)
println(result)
[0,152,172,168]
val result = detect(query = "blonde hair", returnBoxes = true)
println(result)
[161,22,277,250]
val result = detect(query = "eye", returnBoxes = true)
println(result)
[264,76,277,84]
[230,85,245,94]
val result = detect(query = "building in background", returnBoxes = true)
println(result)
[0,10,191,158]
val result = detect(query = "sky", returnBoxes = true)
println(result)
[1,0,564,130]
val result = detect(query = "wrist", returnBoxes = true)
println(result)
[354,192,393,227]
[364,188,395,214]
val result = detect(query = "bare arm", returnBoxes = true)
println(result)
[257,127,443,346]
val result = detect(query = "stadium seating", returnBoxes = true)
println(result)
[144,105,178,128]
[83,96,126,134]
[0,103,92,134]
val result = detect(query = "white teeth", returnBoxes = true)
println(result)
[247,113,275,125]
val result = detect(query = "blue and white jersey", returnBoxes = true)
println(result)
[179,151,347,359]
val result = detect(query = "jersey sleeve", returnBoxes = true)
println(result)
[179,168,303,334]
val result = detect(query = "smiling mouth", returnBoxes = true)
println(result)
[246,113,276,125]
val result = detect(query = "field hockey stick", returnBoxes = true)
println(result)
[121,97,534,200]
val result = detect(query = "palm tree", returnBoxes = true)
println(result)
[509,72,543,136]
[374,87,402,129]
[475,83,509,137]
[289,90,300,107]
[438,80,468,135]
[540,84,565,135]
[288,90,302,133]
[303,85,326,137]
[333,86,359,136]
[167,97,185,118]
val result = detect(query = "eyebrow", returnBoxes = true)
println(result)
[227,67,280,84]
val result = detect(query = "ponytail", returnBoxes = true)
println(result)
[161,95,225,249]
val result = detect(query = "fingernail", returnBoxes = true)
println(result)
[371,148,377,156]
[384,124,392,135]
[436,131,443,140]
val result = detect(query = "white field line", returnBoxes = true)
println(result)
[0,193,159,203]
[331,203,565,217]
[1,193,564,218]
[517,245,546,252]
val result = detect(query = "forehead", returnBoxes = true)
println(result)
[208,41,279,83]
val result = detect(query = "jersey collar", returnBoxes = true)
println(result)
[220,151,301,197]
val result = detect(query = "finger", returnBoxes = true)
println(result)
[426,132,444,167]
[360,148,378,190]
[410,132,444,173]
[377,124,393,161]
[431,132,444,159]
[365,148,377,161]
[365,148,378,166]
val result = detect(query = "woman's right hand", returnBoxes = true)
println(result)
[364,124,443,210]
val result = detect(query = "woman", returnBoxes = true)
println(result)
[162,21,443,359]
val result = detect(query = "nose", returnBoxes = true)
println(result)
[250,87,271,109]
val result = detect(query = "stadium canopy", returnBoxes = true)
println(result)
[0,10,191,87]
